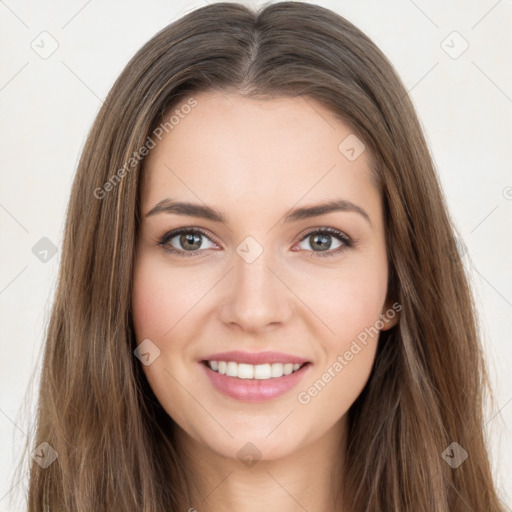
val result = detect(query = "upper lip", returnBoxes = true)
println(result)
[201,351,309,365]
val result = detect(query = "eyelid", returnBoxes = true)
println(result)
[296,226,352,245]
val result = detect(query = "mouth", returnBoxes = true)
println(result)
[199,351,312,402]
[202,360,309,379]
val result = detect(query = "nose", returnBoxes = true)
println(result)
[217,246,294,333]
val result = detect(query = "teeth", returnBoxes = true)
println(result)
[206,361,304,379]
[238,363,254,379]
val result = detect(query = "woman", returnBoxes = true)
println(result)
[15,2,506,510]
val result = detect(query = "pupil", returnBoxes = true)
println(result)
[311,233,331,251]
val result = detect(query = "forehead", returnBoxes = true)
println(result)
[140,91,381,226]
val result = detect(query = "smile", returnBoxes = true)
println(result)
[205,360,305,379]
[200,360,311,402]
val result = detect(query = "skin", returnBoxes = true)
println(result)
[131,90,399,512]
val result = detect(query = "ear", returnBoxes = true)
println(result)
[379,297,400,331]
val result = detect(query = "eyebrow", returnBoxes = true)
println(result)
[145,198,371,226]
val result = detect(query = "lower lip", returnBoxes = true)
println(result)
[200,362,311,402]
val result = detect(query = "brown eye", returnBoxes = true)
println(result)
[158,228,216,256]
[177,232,203,251]
[296,228,352,257]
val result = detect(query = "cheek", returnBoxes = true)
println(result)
[130,256,189,349]
[131,258,195,341]
[131,262,165,341]
[302,262,387,412]
[131,259,193,422]
[298,274,385,415]
[303,261,388,346]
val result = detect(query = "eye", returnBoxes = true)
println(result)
[295,227,352,258]
[157,228,218,257]
[157,226,353,258]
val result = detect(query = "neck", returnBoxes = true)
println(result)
[174,415,348,512]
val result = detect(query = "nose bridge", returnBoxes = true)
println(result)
[219,235,292,330]
[235,242,273,293]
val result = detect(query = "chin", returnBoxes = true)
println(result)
[193,425,303,463]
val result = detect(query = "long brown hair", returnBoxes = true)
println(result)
[11,2,506,510]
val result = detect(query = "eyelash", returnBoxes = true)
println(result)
[156,226,353,259]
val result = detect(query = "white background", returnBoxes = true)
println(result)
[1,0,511,510]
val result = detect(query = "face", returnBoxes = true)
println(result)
[131,91,398,462]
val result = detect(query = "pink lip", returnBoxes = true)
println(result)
[200,350,309,365]
[200,361,312,402]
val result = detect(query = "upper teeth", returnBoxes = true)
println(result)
[207,361,303,379]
